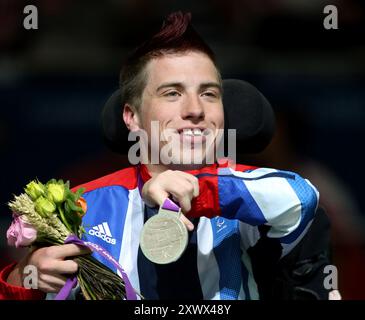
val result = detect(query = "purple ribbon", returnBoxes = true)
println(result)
[54,235,137,300]
[161,198,180,212]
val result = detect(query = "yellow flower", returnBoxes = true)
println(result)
[35,196,56,217]
[47,183,65,204]
[25,180,45,201]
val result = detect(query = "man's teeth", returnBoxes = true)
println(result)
[182,129,203,136]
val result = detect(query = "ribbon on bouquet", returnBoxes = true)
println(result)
[54,234,137,300]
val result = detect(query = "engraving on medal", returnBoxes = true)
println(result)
[140,209,188,264]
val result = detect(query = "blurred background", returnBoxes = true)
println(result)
[1,0,364,299]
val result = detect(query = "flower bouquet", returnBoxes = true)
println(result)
[6,179,137,300]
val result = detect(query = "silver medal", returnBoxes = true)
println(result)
[140,202,188,264]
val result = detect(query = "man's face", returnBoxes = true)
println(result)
[136,51,224,169]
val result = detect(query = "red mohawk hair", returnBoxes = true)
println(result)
[129,11,216,62]
[120,11,218,110]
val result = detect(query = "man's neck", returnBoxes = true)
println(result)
[146,163,208,177]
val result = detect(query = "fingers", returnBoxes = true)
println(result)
[177,171,199,198]
[26,245,84,294]
[174,194,191,213]
[169,179,196,213]
[179,213,194,231]
[37,282,62,294]
[145,184,169,207]
[36,245,89,274]
[142,170,199,214]
[38,259,79,274]
[39,273,68,289]
[49,244,91,259]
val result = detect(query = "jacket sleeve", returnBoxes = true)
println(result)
[0,263,45,300]
[191,167,319,256]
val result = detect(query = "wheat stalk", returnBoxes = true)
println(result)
[8,193,70,242]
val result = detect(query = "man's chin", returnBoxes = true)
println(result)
[161,156,215,171]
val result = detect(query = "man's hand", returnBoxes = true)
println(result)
[7,244,90,293]
[142,170,199,231]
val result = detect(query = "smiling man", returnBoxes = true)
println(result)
[122,14,225,175]
[124,51,224,171]
[1,12,323,300]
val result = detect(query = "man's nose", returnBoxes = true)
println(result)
[181,95,205,122]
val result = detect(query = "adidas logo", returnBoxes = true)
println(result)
[88,222,116,245]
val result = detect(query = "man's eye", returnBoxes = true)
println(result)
[202,91,218,98]
[165,91,180,97]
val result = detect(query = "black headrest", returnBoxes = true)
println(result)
[101,79,275,155]
[222,79,275,153]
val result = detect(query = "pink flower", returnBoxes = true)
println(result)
[6,214,37,248]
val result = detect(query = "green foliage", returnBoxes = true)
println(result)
[29,179,86,234]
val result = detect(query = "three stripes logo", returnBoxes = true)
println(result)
[88,222,116,245]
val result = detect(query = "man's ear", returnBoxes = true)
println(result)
[123,103,141,132]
